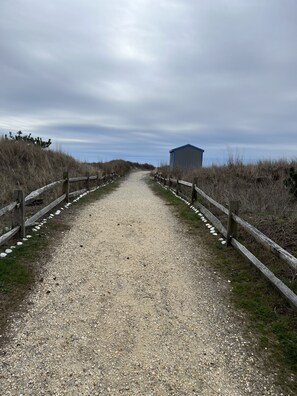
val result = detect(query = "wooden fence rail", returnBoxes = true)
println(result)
[0,201,18,218]
[0,171,117,248]
[154,173,297,309]
[25,180,64,204]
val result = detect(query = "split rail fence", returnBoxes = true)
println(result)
[155,173,297,310]
[0,171,117,248]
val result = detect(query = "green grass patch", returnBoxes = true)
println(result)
[0,235,45,294]
[148,178,297,394]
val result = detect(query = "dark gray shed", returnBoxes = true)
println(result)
[169,144,204,170]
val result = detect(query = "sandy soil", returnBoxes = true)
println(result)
[0,171,284,395]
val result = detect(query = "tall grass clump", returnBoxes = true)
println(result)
[158,158,297,257]
[0,138,98,205]
[0,138,154,206]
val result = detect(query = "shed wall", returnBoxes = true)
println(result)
[170,147,203,169]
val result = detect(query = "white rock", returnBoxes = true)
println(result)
[17,242,23,246]
[27,235,32,238]
[0,252,7,258]
[5,249,12,254]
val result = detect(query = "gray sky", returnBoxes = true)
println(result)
[1,0,297,166]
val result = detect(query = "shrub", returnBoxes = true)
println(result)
[284,167,297,197]
[4,131,52,148]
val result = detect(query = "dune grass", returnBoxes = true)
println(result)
[0,138,153,205]
[157,159,297,259]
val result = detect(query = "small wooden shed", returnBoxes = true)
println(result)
[169,144,204,170]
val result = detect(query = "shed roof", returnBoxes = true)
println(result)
[169,144,204,153]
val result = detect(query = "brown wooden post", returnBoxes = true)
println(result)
[63,171,69,203]
[176,179,179,195]
[97,173,100,187]
[13,190,25,238]
[86,172,90,191]
[168,175,172,188]
[191,177,198,204]
[227,200,240,246]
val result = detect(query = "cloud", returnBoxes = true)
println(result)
[0,0,297,165]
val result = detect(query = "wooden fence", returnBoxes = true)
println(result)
[154,173,297,310]
[0,172,117,247]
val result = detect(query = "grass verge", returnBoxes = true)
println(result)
[148,178,297,395]
[0,177,122,344]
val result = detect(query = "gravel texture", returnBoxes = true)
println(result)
[0,171,285,395]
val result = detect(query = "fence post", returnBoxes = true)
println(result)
[63,171,69,203]
[227,200,240,246]
[176,179,179,195]
[191,177,198,204]
[86,172,90,191]
[97,173,100,187]
[13,190,25,238]
[168,175,172,188]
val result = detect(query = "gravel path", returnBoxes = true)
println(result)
[0,171,284,395]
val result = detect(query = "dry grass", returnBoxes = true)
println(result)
[0,139,97,205]
[157,159,297,257]
[0,139,153,236]
[0,139,153,205]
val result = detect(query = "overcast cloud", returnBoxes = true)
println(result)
[1,0,297,165]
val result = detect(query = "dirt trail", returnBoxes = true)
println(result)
[0,172,282,395]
